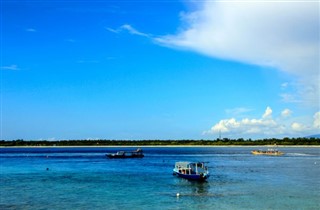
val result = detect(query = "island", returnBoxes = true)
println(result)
[0,137,319,147]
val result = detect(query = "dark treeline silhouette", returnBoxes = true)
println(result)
[0,137,319,146]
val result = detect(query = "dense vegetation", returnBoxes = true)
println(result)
[0,137,319,147]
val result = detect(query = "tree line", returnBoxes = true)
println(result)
[0,137,319,147]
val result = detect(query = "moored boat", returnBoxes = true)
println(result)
[251,149,284,156]
[106,148,144,158]
[173,161,209,181]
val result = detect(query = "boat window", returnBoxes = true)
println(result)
[197,163,203,167]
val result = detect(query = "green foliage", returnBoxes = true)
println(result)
[0,137,319,147]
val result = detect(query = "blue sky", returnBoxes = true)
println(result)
[1,0,319,140]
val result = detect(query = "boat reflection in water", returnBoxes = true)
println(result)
[106,148,144,158]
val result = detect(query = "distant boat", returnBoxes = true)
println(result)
[173,161,210,181]
[106,148,144,158]
[251,149,284,156]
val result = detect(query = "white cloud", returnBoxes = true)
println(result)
[109,1,319,108]
[314,112,320,129]
[65,39,76,43]
[281,109,292,118]
[262,106,272,119]
[291,122,305,132]
[106,27,119,33]
[77,60,99,64]
[210,118,240,133]
[26,28,36,32]
[156,0,319,107]
[280,93,301,104]
[120,24,150,37]
[204,107,320,138]
[204,107,279,136]
[1,65,20,71]
[225,107,252,116]
[107,24,150,37]
[281,83,289,89]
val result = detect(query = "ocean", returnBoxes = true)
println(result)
[0,146,319,210]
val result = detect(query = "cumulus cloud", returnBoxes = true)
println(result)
[156,0,319,107]
[204,107,319,138]
[281,109,292,118]
[314,112,320,129]
[262,106,272,119]
[291,122,305,132]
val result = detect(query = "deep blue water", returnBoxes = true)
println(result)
[0,146,319,210]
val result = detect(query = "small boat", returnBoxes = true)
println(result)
[173,161,210,181]
[251,149,284,156]
[106,148,144,158]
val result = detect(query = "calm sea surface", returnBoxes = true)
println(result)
[0,146,319,210]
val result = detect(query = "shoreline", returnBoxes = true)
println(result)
[1,145,320,148]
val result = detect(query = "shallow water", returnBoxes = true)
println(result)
[1,147,319,210]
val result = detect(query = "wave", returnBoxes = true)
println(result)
[286,153,315,156]
[0,154,106,159]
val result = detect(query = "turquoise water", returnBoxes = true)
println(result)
[1,147,319,210]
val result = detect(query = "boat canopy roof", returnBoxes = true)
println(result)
[175,162,206,168]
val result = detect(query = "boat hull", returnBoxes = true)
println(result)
[251,150,284,156]
[106,154,144,159]
[173,170,209,181]
[106,148,144,159]
[173,161,210,181]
